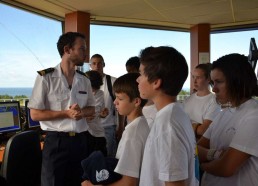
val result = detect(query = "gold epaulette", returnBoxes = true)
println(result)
[76,70,87,77]
[37,68,55,76]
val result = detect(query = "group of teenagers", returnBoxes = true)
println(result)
[27,32,258,186]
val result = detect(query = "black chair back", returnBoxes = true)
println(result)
[0,130,42,186]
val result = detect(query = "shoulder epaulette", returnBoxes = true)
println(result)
[37,68,55,76]
[76,70,87,77]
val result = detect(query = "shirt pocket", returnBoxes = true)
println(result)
[47,93,69,111]
[76,93,88,108]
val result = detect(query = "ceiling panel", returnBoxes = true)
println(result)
[1,0,258,31]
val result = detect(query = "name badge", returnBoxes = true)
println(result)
[79,91,87,94]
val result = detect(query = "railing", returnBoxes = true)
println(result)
[177,95,190,102]
[0,98,28,106]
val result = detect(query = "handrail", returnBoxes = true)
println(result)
[0,98,28,106]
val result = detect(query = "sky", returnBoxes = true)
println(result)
[0,2,258,89]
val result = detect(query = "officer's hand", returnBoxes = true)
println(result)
[68,103,82,120]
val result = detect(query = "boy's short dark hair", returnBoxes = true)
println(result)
[57,32,85,57]
[140,46,188,96]
[126,56,140,69]
[113,73,147,107]
[85,70,103,90]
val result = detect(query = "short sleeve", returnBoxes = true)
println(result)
[85,80,96,107]
[28,74,48,110]
[230,114,258,157]
[202,122,213,140]
[158,129,188,181]
[203,97,220,121]
[94,90,105,113]
[114,139,143,178]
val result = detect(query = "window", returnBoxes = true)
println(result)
[0,3,62,98]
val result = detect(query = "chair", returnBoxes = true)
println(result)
[0,130,42,186]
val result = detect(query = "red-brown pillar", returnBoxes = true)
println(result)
[190,24,210,92]
[65,11,90,62]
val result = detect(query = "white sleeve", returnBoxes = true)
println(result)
[158,128,189,182]
[95,90,105,113]
[230,113,258,157]
[114,139,143,178]
[202,119,214,139]
[28,75,48,110]
[203,98,220,121]
[85,80,96,107]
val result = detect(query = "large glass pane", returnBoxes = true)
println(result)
[0,3,62,100]
[90,25,191,90]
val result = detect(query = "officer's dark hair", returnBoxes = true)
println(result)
[140,46,188,96]
[85,70,103,90]
[212,53,258,106]
[113,73,147,107]
[57,32,85,57]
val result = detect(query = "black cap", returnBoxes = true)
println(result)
[81,151,122,184]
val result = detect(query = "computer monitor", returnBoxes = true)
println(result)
[0,101,21,133]
[25,100,40,129]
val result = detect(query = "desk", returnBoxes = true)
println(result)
[0,142,44,163]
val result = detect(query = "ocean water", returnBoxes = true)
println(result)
[0,88,33,97]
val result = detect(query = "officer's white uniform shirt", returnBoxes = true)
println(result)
[28,64,95,133]
[115,116,150,178]
[100,74,116,127]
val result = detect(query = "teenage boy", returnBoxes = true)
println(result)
[137,46,198,186]
[82,73,150,186]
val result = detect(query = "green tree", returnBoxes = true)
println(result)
[0,94,13,99]
[179,90,190,95]
[14,95,28,99]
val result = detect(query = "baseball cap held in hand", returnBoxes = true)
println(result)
[81,151,122,184]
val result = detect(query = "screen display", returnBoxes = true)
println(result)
[25,100,40,128]
[0,101,21,133]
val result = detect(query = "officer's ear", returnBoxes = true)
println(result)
[102,61,105,67]
[64,45,70,54]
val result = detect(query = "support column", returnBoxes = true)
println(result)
[190,24,210,92]
[65,11,90,62]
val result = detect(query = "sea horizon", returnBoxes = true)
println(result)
[0,87,33,97]
[0,87,191,98]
